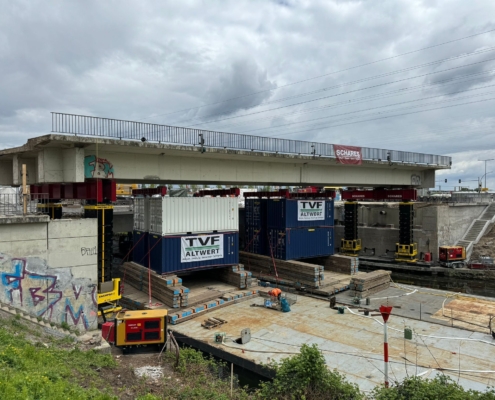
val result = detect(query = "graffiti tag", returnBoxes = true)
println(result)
[84,155,114,179]
[81,247,97,256]
[0,254,97,330]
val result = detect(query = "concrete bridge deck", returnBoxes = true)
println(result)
[0,113,451,187]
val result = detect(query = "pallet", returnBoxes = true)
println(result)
[201,317,228,329]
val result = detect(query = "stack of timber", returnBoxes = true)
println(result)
[310,255,359,275]
[349,270,391,299]
[240,251,324,288]
[218,264,258,289]
[302,272,352,297]
[122,262,189,308]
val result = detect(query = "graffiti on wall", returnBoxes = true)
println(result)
[0,253,97,330]
[84,155,115,179]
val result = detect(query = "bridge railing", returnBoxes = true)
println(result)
[51,112,451,167]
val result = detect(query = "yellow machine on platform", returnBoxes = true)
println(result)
[114,309,168,352]
[97,278,122,316]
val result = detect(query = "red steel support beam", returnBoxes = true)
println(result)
[30,180,116,202]
[194,188,240,197]
[244,189,335,199]
[132,186,168,197]
[341,189,417,201]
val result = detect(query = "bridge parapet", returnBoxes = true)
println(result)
[51,113,451,167]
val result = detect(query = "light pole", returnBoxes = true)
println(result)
[478,171,493,191]
[479,159,494,189]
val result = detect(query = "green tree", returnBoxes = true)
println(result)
[257,344,363,400]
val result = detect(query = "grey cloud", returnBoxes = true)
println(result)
[201,59,276,118]
[1,0,495,187]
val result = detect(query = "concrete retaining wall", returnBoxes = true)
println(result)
[0,218,98,330]
[334,203,486,261]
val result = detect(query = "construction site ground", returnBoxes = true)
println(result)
[171,284,495,392]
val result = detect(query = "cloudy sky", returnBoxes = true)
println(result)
[1,0,495,190]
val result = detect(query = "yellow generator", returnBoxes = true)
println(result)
[106,309,168,353]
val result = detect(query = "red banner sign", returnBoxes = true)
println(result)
[334,145,362,165]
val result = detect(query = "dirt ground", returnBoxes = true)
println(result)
[97,347,175,399]
[470,224,495,261]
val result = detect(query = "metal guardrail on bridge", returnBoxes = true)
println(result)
[51,112,451,167]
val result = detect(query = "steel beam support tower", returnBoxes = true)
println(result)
[341,201,361,256]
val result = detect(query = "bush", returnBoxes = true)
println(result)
[256,344,363,400]
[371,375,495,400]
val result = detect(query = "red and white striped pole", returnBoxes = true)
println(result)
[380,305,393,388]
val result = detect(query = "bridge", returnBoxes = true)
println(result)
[0,113,451,187]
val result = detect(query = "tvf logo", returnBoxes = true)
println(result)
[300,201,323,210]
[185,236,220,247]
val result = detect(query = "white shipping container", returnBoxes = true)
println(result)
[133,197,150,231]
[149,197,238,235]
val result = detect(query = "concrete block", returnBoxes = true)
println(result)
[0,223,48,242]
[40,148,64,183]
[94,339,112,354]
[47,236,97,268]
[63,147,85,182]
[48,219,96,239]
[1,240,48,259]
[0,160,13,186]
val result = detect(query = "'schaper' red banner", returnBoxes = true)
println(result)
[333,145,362,165]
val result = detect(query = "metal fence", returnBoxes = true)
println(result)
[51,112,452,167]
[0,192,49,216]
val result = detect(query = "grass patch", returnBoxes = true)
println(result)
[0,324,118,399]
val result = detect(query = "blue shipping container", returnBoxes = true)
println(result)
[149,231,239,274]
[267,198,334,229]
[245,199,268,228]
[268,227,334,260]
[132,230,148,266]
[245,226,268,255]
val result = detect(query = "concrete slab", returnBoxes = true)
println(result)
[1,240,48,259]
[0,222,47,241]
[47,236,97,268]
[0,215,49,225]
[171,293,495,392]
[48,219,96,238]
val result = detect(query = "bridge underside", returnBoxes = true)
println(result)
[0,134,444,188]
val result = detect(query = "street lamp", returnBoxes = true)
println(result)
[479,159,494,189]
[478,171,493,191]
